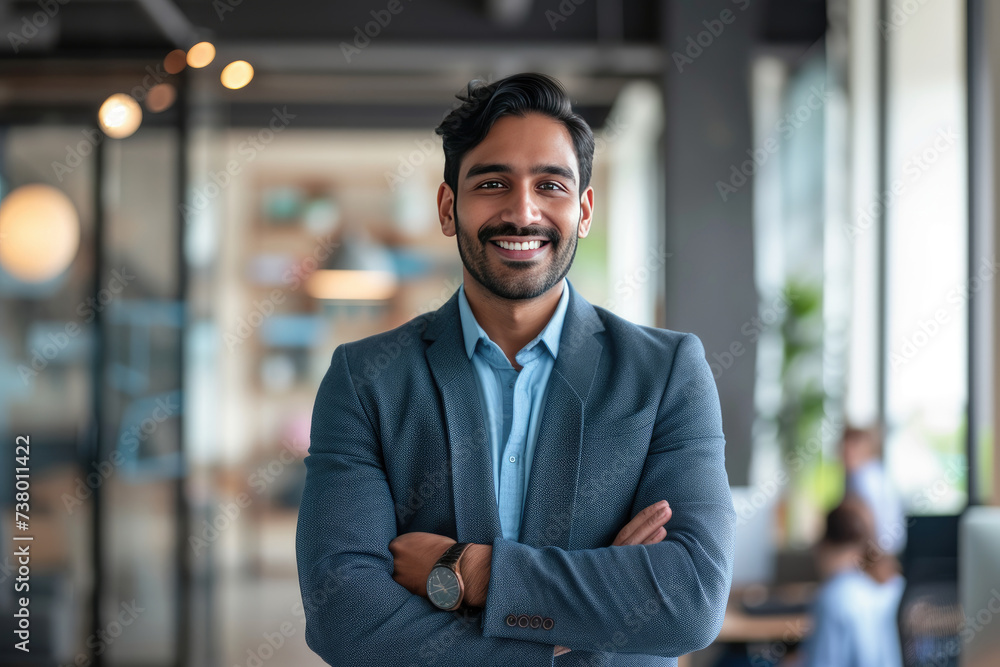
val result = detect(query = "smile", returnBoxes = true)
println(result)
[489,239,550,259]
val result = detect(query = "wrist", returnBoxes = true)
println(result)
[460,544,492,608]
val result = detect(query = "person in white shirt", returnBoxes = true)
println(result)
[842,425,906,556]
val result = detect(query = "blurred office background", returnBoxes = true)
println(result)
[0,0,998,665]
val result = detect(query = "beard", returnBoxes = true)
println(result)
[453,203,579,301]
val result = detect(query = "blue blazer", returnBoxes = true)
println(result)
[296,279,735,666]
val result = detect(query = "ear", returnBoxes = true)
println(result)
[437,182,456,237]
[577,185,595,238]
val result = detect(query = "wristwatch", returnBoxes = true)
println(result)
[426,542,472,611]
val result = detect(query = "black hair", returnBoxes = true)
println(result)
[822,496,874,547]
[434,72,595,196]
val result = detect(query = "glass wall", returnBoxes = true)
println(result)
[884,0,969,515]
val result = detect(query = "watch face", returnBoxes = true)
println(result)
[427,566,461,609]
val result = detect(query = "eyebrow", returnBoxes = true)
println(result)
[463,163,577,183]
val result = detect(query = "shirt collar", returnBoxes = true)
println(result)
[457,277,570,361]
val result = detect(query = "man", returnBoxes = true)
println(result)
[841,425,906,555]
[296,72,735,666]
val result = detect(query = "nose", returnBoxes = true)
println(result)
[501,183,543,227]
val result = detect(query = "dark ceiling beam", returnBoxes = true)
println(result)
[134,0,201,48]
[213,41,663,76]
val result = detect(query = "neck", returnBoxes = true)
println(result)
[462,271,565,370]
[817,545,864,581]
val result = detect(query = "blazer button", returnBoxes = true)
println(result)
[529,615,542,629]
[505,614,517,627]
[517,614,530,628]
[542,617,554,630]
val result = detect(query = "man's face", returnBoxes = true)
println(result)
[437,112,594,300]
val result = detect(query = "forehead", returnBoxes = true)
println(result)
[460,112,578,174]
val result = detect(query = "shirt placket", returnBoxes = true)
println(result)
[498,348,541,539]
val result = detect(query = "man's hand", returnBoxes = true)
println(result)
[389,532,455,597]
[612,500,672,546]
[554,501,674,657]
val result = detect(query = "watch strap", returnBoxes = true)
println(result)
[435,542,471,571]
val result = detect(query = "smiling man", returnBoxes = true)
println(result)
[296,72,735,666]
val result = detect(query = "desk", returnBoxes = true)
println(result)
[679,585,813,667]
[718,591,812,643]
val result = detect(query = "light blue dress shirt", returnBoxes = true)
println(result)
[802,568,905,667]
[457,277,570,542]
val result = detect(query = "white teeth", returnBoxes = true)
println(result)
[495,240,544,251]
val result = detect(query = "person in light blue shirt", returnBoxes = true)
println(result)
[457,276,570,542]
[793,496,905,667]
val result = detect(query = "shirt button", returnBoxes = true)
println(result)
[509,456,516,463]
[508,381,514,388]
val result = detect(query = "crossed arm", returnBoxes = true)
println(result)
[387,501,677,657]
[296,333,735,666]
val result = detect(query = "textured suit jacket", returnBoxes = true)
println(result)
[295,279,736,666]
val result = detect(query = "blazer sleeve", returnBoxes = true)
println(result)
[480,332,736,657]
[295,344,558,667]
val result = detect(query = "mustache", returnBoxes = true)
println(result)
[477,224,559,244]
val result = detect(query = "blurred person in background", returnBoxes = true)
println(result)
[785,496,905,667]
[841,425,906,556]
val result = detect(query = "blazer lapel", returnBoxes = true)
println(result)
[422,281,605,550]
[518,283,604,549]
[423,292,503,546]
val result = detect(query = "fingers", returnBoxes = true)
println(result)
[612,500,671,546]
[642,525,667,545]
[554,645,572,656]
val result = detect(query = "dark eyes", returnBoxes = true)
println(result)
[477,180,563,191]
